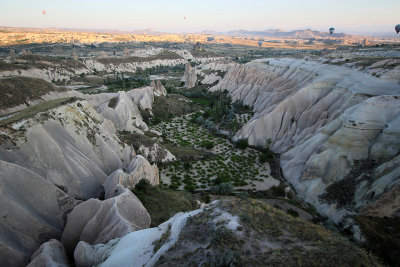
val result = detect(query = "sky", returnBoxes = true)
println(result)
[0,0,399,35]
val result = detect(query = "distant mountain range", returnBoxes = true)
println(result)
[199,29,349,39]
[2,26,396,39]
[226,29,349,38]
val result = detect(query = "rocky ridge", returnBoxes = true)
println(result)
[0,81,169,265]
[211,58,400,222]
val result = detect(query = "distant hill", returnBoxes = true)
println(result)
[224,29,349,39]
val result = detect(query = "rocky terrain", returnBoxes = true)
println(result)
[0,42,400,266]
[0,76,168,265]
[73,199,380,267]
[211,58,400,224]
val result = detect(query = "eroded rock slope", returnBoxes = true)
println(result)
[211,58,400,222]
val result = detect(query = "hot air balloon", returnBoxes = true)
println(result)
[42,10,46,15]
[396,24,400,34]
[329,27,335,35]
[258,40,263,47]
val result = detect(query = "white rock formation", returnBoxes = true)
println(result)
[104,155,159,198]
[0,160,79,266]
[74,207,204,267]
[27,239,69,267]
[183,62,197,88]
[201,73,221,85]
[61,187,150,255]
[150,80,167,96]
[0,99,138,265]
[211,58,400,222]
[85,86,156,133]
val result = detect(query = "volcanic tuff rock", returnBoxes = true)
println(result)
[150,80,167,96]
[0,50,223,84]
[104,155,159,198]
[85,86,157,133]
[61,187,150,256]
[201,73,221,85]
[0,160,79,266]
[27,239,70,267]
[211,58,400,222]
[0,91,160,265]
[183,62,197,88]
[74,199,380,267]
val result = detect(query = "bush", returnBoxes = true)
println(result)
[200,140,214,149]
[210,183,233,195]
[131,179,198,226]
[183,162,192,170]
[235,139,248,149]
[271,184,286,197]
[287,208,299,217]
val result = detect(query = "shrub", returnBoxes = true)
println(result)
[183,162,192,170]
[271,184,286,197]
[287,208,299,217]
[235,139,248,149]
[210,183,233,195]
[200,140,214,149]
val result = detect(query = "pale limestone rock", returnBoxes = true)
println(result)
[61,188,150,255]
[212,58,400,222]
[0,160,79,267]
[0,100,137,265]
[150,80,167,96]
[74,208,204,267]
[201,73,221,85]
[28,239,69,267]
[104,155,159,198]
[184,62,196,88]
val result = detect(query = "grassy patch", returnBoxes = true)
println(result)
[0,97,79,126]
[0,76,68,109]
[354,215,400,266]
[151,95,202,124]
[131,179,199,227]
[119,131,156,150]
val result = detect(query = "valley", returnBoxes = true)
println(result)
[0,36,399,266]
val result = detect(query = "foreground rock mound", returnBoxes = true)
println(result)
[211,58,400,222]
[61,188,150,255]
[74,199,380,267]
[0,94,156,265]
[27,239,69,267]
[0,160,78,266]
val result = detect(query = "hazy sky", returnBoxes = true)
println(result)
[1,0,399,34]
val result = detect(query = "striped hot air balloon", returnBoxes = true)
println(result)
[329,27,335,35]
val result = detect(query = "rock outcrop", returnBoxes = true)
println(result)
[0,160,79,266]
[0,51,223,84]
[27,239,69,267]
[104,155,159,198]
[211,58,400,222]
[150,80,167,96]
[0,96,154,265]
[61,187,150,255]
[74,199,380,267]
[183,62,197,88]
[201,73,221,85]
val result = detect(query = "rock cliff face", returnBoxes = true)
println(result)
[0,51,223,84]
[0,85,163,265]
[183,62,197,88]
[211,58,400,222]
